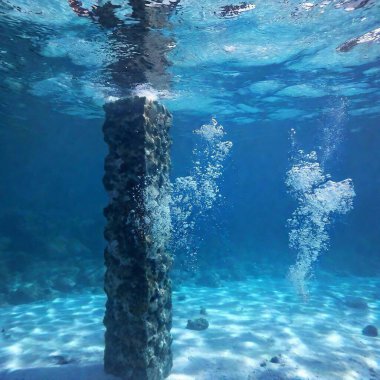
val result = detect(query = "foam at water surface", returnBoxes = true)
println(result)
[167,0,380,116]
[1,0,379,119]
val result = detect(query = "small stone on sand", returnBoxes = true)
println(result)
[362,325,378,337]
[186,318,209,331]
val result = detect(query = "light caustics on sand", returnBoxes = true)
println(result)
[170,118,232,265]
[286,130,355,298]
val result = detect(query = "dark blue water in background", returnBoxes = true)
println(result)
[171,110,380,277]
[0,93,379,305]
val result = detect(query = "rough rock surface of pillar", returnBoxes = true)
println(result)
[103,96,173,380]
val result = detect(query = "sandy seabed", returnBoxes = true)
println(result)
[0,274,379,380]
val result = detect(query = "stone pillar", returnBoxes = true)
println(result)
[103,96,173,380]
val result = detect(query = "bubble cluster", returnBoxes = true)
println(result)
[286,148,355,298]
[192,118,233,210]
[319,97,347,166]
[130,118,231,267]
[170,176,198,255]
[170,118,232,264]
[143,182,172,255]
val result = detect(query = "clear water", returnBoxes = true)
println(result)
[0,0,379,379]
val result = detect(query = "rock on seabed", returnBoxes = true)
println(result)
[186,318,209,331]
[362,325,378,337]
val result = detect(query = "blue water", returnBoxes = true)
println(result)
[0,0,379,379]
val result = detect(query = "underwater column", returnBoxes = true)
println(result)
[103,96,173,380]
